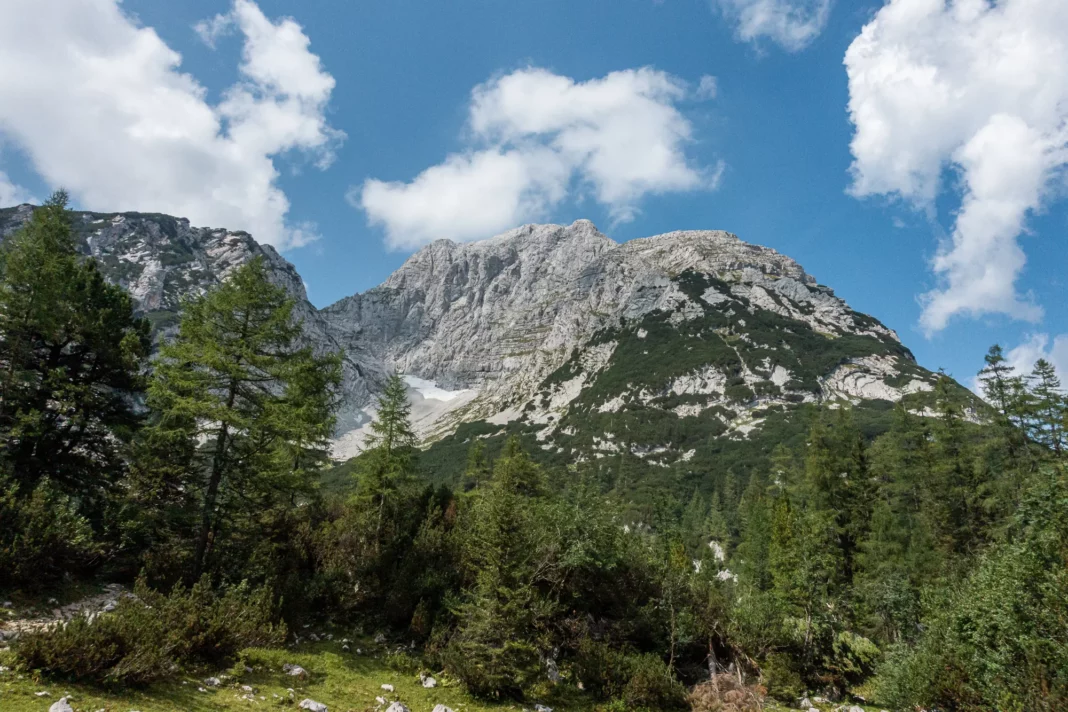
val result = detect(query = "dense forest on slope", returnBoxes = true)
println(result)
[2,197,1066,712]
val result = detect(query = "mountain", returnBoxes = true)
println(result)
[0,204,957,482]
[0,204,383,428]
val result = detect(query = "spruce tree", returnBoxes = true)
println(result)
[143,257,341,577]
[0,192,150,499]
[1029,359,1064,455]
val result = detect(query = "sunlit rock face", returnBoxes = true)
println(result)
[0,205,944,459]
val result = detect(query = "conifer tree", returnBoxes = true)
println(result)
[462,439,491,491]
[734,471,772,590]
[1029,358,1064,454]
[358,371,418,552]
[144,257,341,577]
[0,191,149,499]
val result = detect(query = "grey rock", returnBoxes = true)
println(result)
[299,700,328,712]
[49,697,74,712]
[431,706,454,712]
[0,206,942,461]
[283,663,308,678]
[384,703,410,712]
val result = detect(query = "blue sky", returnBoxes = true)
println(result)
[1,0,1067,388]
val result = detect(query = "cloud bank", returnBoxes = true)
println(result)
[0,0,343,249]
[845,0,1068,333]
[355,68,719,250]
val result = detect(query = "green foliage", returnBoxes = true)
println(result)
[16,577,284,686]
[136,257,341,578]
[0,192,149,501]
[0,477,102,590]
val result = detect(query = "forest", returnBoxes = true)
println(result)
[2,195,1066,711]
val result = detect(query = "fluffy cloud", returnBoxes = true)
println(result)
[0,171,35,206]
[0,0,342,249]
[1006,333,1068,383]
[714,0,833,51]
[845,0,1068,333]
[356,67,716,250]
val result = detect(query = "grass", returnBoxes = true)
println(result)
[0,638,576,712]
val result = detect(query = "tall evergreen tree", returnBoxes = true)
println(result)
[142,257,341,577]
[1029,358,1065,455]
[0,192,149,498]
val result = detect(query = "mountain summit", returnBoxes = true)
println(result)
[0,206,947,473]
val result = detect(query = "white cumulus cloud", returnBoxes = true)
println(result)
[0,0,343,249]
[1006,333,1068,383]
[355,67,717,250]
[845,0,1068,334]
[714,0,833,51]
[0,171,35,206]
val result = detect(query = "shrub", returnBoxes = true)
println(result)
[0,478,102,591]
[760,652,803,703]
[621,653,687,710]
[573,641,686,710]
[16,576,284,686]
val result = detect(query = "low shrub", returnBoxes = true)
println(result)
[573,641,686,710]
[16,576,284,686]
[0,478,102,591]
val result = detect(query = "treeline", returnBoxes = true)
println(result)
[1,196,1066,711]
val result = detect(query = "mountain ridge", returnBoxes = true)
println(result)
[0,203,949,468]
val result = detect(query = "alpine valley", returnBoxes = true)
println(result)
[0,204,960,495]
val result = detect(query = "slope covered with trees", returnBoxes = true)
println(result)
[1,198,1066,712]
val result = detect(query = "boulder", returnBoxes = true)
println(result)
[299,699,328,712]
[385,703,410,712]
[49,698,74,712]
[283,663,309,678]
[203,677,221,687]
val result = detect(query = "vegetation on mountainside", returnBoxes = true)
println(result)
[2,197,1067,712]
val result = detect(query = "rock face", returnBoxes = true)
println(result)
[0,204,946,462]
[0,204,380,431]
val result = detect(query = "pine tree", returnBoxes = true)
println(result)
[0,191,150,499]
[1029,359,1065,455]
[143,257,341,577]
[462,440,491,492]
[734,471,772,590]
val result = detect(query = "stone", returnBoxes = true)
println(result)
[283,663,308,678]
[203,677,221,687]
[384,703,410,712]
[299,699,328,712]
[380,683,394,692]
[800,698,813,708]
[421,675,436,688]
[431,706,454,712]
[375,696,387,705]
[49,697,74,712]
[534,705,553,712]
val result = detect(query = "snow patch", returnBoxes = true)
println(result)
[402,375,469,402]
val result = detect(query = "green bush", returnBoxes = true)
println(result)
[761,652,803,702]
[621,653,687,710]
[0,478,101,591]
[573,641,686,710]
[16,576,284,686]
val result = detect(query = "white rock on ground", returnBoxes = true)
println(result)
[385,703,410,712]
[299,699,328,712]
[48,697,74,712]
[431,706,455,712]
